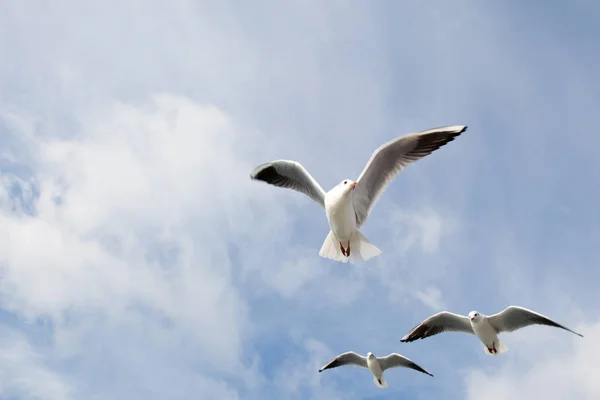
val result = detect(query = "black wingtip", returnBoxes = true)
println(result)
[451,125,467,138]
[427,125,467,136]
[250,163,277,182]
[445,125,467,140]
[414,366,434,377]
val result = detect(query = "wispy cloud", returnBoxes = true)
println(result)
[0,327,73,400]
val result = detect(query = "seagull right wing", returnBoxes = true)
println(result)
[488,306,583,337]
[318,352,368,372]
[352,125,466,227]
[400,311,474,342]
[250,160,326,208]
[378,353,433,376]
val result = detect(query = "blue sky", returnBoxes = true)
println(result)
[1,1,599,399]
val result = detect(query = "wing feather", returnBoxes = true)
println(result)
[318,351,368,372]
[250,160,326,208]
[488,306,583,337]
[378,353,433,376]
[400,311,474,342]
[353,125,466,227]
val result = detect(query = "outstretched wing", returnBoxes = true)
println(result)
[318,352,368,372]
[352,125,466,227]
[250,160,326,208]
[400,311,474,342]
[488,306,583,337]
[378,353,433,376]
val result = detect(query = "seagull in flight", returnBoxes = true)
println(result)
[400,306,583,355]
[250,125,466,263]
[318,351,433,388]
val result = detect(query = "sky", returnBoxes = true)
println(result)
[1,0,599,399]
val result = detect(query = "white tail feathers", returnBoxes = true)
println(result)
[484,340,509,356]
[351,230,382,263]
[318,230,381,264]
[373,375,388,389]
[318,231,343,262]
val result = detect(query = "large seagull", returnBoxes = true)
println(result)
[400,306,583,355]
[250,125,467,263]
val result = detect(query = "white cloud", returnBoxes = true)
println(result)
[263,254,328,299]
[0,95,274,396]
[413,285,445,311]
[391,207,449,254]
[369,206,460,310]
[0,328,73,400]
[465,320,597,400]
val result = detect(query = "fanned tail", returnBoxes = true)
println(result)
[373,376,388,389]
[349,230,381,263]
[318,230,381,264]
[319,231,349,263]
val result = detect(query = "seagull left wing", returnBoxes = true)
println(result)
[400,311,474,342]
[250,160,326,208]
[352,125,466,227]
[378,353,433,376]
[488,306,583,337]
[318,352,368,372]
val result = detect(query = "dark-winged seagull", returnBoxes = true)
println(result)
[400,306,583,355]
[318,351,433,388]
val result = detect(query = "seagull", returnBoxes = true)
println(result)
[400,306,583,355]
[318,351,433,388]
[250,125,466,263]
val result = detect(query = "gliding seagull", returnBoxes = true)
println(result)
[318,351,433,388]
[400,306,583,355]
[250,125,466,263]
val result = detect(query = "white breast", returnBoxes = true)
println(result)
[367,357,383,377]
[471,320,498,346]
[325,192,357,241]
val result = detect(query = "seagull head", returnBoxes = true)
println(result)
[468,311,482,322]
[340,179,356,193]
[367,352,375,359]
[329,179,357,201]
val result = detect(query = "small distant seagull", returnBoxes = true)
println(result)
[250,125,466,263]
[318,351,433,388]
[400,306,583,355]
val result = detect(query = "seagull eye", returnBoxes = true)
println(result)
[344,181,347,185]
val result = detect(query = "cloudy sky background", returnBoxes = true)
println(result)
[1,1,599,399]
